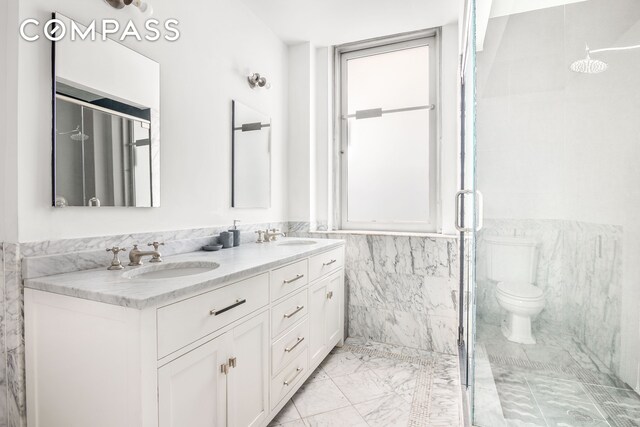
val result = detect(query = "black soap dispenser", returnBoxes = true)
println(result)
[229,220,241,247]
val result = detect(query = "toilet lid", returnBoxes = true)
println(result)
[497,282,543,299]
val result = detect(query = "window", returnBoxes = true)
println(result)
[337,32,439,232]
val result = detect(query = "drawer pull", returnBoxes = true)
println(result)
[283,367,303,386]
[283,305,304,319]
[323,259,337,267]
[285,337,305,353]
[327,291,334,300]
[209,299,247,316]
[283,274,305,284]
[229,357,237,368]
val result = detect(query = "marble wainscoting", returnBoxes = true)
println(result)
[1,221,289,427]
[1,242,23,427]
[287,224,460,355]
[476,219,623,376]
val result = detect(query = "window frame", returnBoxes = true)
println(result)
[334,29,442,233]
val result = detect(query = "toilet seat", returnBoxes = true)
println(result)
[496,282,543,300]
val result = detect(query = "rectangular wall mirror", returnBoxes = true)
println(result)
[52,13,160,207]
[232,101,271,208]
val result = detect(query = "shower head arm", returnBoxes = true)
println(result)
[589,44,640,55]
[58,125,80,135]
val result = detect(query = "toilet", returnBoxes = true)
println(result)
[485,236,545,345]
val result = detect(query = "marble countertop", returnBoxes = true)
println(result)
[24,238,345,309]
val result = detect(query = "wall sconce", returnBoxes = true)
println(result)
[248,73,270,89]
[104,0,153,15]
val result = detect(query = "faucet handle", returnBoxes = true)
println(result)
[106,247,127,270]
[148,241,164,263]
[148,241,165,251]
[255,230,265,243]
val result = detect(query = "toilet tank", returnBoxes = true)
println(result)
[484,236,537,284]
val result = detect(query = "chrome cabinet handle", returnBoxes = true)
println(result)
[209,299,247,316]
[283,367,303,386]
[283,305,304,319]
[283,274,304,284]
[326,291,334,300]
[323,259,337,267]
[221,363,229,375]
[228,357,237,368]
[285,337,305,353]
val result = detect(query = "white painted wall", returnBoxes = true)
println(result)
[287,42,313,222]
[15,0,289,242]
[0,0,19,243]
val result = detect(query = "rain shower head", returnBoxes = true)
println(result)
[58,126,89,142]
[570,52,608,74]
[570,45,608,74]
[69,132,89,142]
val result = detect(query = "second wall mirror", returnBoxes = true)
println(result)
[232,101,271,208]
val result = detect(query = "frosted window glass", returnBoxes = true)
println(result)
[347,46,429,114]
[347,110,430,223]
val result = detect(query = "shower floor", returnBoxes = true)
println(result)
[475,322,640,427]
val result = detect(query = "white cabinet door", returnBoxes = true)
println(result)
[309,271,344,368]
[158,332,231,427]
[309,278,328,367]
[228,311,270,427]
[325,272,343,346]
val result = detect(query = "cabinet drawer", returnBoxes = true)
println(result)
[271,349,308,410]
[271,289,308,338]
[271,318,309,376]
[309,247,344,282]
[157,273,269,358]
[270,259,308,301]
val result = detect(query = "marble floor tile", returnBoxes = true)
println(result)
[268,340,461,427]
[303,406,369,427]
[521,345,577,367]
[597,403,640,427]
[275,421,306,427]
[370,361,420,403]
[332,370,394,404]
[306,366,330,383]
[269,400,301,426]
[536,398,608,427]
[320,351,371,378]
[291,379,350,418]
[527,376,589,402]
[354,393,411,427]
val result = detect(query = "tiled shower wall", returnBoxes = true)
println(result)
[476,219,623,375]
[288,224,460,356]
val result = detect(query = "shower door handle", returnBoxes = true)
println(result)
[455,190,484,232]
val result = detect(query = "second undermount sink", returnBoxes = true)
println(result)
[277,240,318,247]
[123,261,220,280]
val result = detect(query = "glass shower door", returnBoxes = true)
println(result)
[458,0,478,411]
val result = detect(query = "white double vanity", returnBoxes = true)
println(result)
[24,238,345,427]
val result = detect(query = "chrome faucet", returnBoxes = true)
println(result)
[128,243,163,266]
[264,229,286,242]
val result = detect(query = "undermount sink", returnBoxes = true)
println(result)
[277,240,318,247]
[123,261,220,280]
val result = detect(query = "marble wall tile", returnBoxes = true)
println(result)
[0,244,6,427]
[289,225,460,355]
